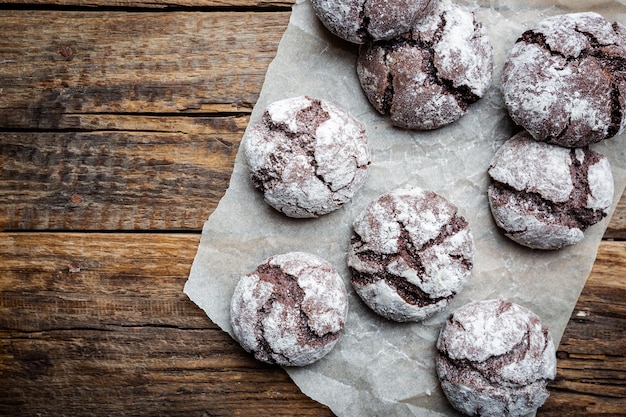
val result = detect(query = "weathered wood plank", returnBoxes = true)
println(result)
[0,328,333,417]
[0,233,205,331]
[0,10,290,128]
[539,240,626,416]
[0,116,246,230]
[0,233,624,415]
[605,190,626,239]
[0,232,333,416]
[0,0,295,8]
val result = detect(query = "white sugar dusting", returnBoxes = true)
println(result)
[488,131,614,249]
[502,12,626,146]
[266,95,312,132]
[315,101,370,192]
[230,275,274,354]
[436,300,556,417]
[311,0,431,44]
[432,0,494,96]
[359,279,448,322]
[230,252,348,367]
[587,157,615,211]
[244,96,370,218]
[349,185,475,322]
[488,133,574,203]
[356,0,493,130]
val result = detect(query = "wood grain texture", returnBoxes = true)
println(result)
[0,233,333,417]
[0,0,295,8]
[539,241,626,416]
[606,191,626,239]
[0,10,290,128]
[0,116,246,230]
[1,327,333,417]
[0,233,624,416]
[0,9,289,230]
[0,233,205,332]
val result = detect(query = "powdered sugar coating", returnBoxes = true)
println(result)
[488,131,614,250]
[244,96,370,218]
[587,156,615,211]
[230,252,349,367]
[436,299,556,417]
[426,0,493,97]
[348,186,474,322]
[311,0,432,44]
[356,0,493,130]
[502,12,626,147]
[488,133,574,203]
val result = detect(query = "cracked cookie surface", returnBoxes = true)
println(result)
[230,252,349,367]
[436,300,556,417]
[487,131,614,250]
[436,299,556,417]
[244,96,370,218]
[502,12,626,147]
[348,185,474,322]
[356,0,493,130]
[311,0,432,44]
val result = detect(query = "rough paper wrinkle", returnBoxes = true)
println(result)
[184,1,626,416]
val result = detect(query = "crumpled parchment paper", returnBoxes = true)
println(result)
[184,1,626,415]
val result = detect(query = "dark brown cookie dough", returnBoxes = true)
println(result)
[501,12,626,147]
[356,0,493,130]
[230,252,349,367]
[436,299,556,417]
[244,96,370,218]
[348,185,474,322]
[487,131,614,250]
[311,0,432,44]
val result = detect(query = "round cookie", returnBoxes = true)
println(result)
[348,185,474,322]
[244,96,370,218]
[501,12,626,148]
[311,0,432,44]
[487,131,614,250]
[436,299,556,417]
[230,252,349,367]
[357,0,493,130]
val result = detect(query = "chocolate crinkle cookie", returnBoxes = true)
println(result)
[436,299,556,417]
[230,252,348,367]
[244,96,370,218]
[488,131,614,250]
[348,185,475,322]
[311,0,432,44]
[502,12,626,148]
[357,0,493,130]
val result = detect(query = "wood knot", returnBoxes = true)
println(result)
[69,193,82,204]
[69,261,82,273]
[58,45,74,61]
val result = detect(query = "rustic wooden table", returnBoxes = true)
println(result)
[1,1,625,416]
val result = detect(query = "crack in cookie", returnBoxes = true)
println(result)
[244,96,370,218]
[502,12,626,147]
[487,131,614,250]
[230,252,348,367]
[357,0,492,130]
[348,186,474,322]
[436,300,556,417]
[312,0,432,44]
